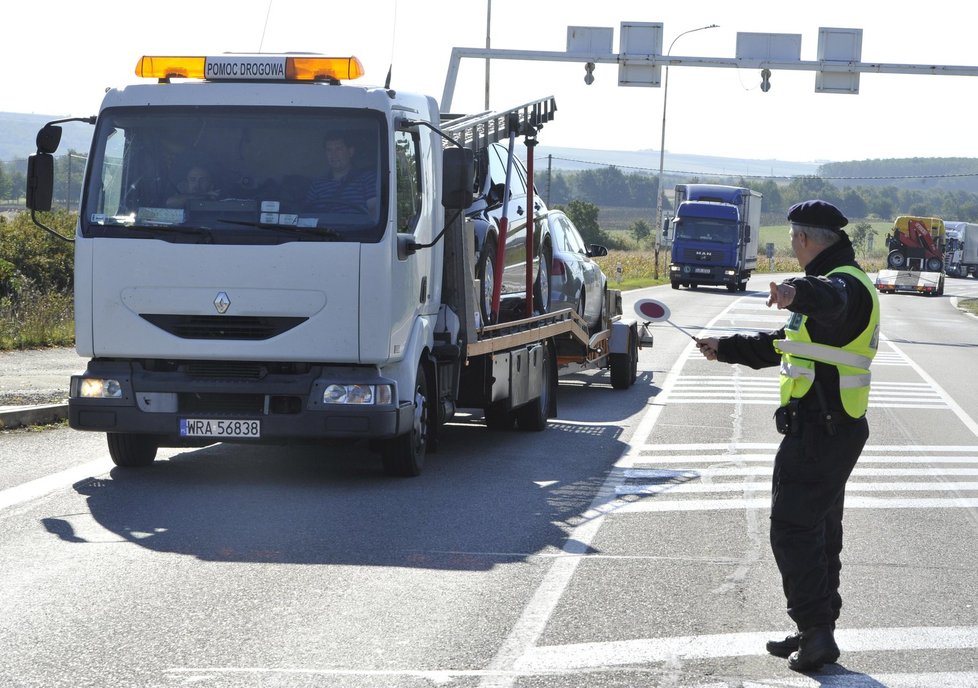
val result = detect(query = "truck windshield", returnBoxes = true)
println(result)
[674,219,737,244]
[81,107,386,244]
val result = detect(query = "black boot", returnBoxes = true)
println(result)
[765,631,801,658]
[788,626,840,672]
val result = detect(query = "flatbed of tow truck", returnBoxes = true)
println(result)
[875,269,945,296]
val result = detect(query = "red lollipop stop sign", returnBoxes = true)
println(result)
[633,299,696,340]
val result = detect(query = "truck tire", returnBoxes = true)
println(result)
[887,250,906,269]
[381,362,429,477]
[926,257,943,272]
[106,433,158,468]
[515,340,554,432]
[671,281,680,290]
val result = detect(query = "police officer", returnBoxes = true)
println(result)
[695,200,880,673]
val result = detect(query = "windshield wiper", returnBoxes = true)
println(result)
[123,224,214,240]
[218,219,343,240]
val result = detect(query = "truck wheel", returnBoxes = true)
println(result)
[671,281,680,290]
[726,283,737,292]
[926,257,943,272]
[887,250,906,269]
[381,363,429,477]
[476,239,497,325]
[106,433,158,468]
[515,340,554,431]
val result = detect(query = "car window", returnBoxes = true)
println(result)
[488,144,528,198]
[560,215,587,254]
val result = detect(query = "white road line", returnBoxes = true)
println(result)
[477,323,695,688]
[617,481,978,495]
[881,335,978,439]
[616,497,978,512]
[513,626,978,673]
[638,443,978,452]
[630,454,978,464]
[0,458,113,512]
[624,466,978,478]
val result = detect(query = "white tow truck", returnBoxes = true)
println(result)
[26,52,646,476]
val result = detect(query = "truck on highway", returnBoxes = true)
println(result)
[876,215,946,296]
[26,52,643,477]
[665,184,762,292]
[945,220,978,278]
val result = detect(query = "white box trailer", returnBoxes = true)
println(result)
[945,221,978,277]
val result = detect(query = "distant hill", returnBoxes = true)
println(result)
[0,112,94,161]
[534,145,821,179]
[4,111,978,193]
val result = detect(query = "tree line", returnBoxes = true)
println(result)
[0,152,88,207]
[541,164,978,223]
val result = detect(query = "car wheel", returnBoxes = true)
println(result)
[533,241,552,315]
[476,238,497,325]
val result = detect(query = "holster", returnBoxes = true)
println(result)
[774,400,801,436]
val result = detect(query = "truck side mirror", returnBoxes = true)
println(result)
[442,147,474,210]
[661,217,670,238]
[36,124,63,154]
[26,153,55,212]
[744,225,751,242]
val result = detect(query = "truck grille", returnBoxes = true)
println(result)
[680,249,721,264]
[140,314,306,340]
[179,393,264,414]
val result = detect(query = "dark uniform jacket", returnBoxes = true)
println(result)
[714,235,875,418]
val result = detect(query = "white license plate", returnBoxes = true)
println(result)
[180,418,261,438]
[694,267,711,274]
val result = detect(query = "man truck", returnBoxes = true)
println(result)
[666,184,762,292]
[876,215,946,295]
[26,52,643,477]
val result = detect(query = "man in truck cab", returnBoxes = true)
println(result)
[694,200,880,673]
[304,132,377,215]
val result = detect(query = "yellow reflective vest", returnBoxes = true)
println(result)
[774,266,880,419]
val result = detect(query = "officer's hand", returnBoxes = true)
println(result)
[694,337,719,361]
[767,281,796,309]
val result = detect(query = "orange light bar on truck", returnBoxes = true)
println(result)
[135,55,365,82]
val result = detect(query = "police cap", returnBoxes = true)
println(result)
[787,199,848,231]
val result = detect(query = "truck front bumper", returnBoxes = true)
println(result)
[68,359,412,444]
[670,264,739,285]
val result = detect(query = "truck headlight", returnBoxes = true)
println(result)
[670,265,680,273]
[74,378,123,398]
[323,384,393,405]
[724,269,737,276]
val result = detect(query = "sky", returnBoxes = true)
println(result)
[4,0,978,165]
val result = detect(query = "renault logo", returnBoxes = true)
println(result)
[214,292,231,314]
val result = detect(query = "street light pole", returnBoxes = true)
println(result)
[654,23,719,280]
[484,0,492,110]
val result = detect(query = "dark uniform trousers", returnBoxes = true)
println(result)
[769,415,869,630]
